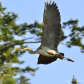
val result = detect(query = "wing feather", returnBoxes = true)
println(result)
[37,55,57,64]
[41,2,61,50]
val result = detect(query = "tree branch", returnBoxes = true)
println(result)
[0,41,41,50]
[0,41,72,51]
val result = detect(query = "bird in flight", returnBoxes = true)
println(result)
[14,0,74,64]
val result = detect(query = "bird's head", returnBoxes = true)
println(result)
[14,48,33,51]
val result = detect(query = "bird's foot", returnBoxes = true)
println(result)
[64,57,74,62]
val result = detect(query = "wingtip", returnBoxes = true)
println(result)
[45,0,52,5]
[44,0,56,6]
[47,0,49,3]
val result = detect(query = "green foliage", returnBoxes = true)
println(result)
[71,75,81,84]
[17,75,30,84]
[61,29,67,41]
[62,19,84,53]
[0,2,38,84]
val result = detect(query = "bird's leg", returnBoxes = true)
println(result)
[64,57,74,62]
[56,52,74,62]
[56,54,64,60]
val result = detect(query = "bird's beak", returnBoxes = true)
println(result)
[14,48,22,50]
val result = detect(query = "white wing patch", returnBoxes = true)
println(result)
[47,50,56,54]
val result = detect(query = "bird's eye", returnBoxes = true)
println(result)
[22,47,26,49]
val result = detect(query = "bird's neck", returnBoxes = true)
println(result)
[28,50,37,54]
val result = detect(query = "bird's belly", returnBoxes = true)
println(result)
[36,49,58,56]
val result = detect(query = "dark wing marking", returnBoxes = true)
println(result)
[41,2,61,50]
[37,55,57,64]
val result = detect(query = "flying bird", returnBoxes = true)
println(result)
[14,0,74,64]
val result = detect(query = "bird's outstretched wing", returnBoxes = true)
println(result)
[38,54,74,64]
[38,54,57,64]
[41,1,61,51]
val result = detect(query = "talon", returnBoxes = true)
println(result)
[67,58,74,62]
